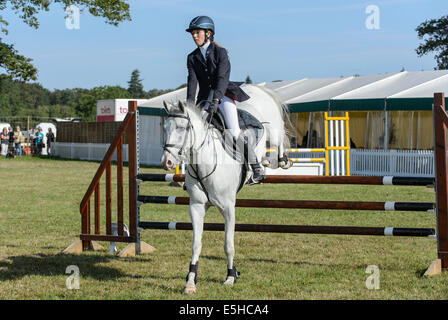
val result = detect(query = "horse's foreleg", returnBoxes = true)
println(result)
[184,202,207,294]
[221,206,239,286]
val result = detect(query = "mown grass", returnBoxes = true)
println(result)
[1,156,448,300]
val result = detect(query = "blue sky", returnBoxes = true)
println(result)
[2,0,447,91]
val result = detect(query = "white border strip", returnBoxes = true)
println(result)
[384,202,395,211]
[168,222,177,230]
[384,227,394,236]
[167,196,176,204]
[382,176,393,185]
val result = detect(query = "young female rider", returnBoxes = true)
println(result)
[185,15,265,183]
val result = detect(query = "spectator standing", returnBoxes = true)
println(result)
[35,127,44,155]
[14,126,24,156]
[7,127,14,156]
[30,128,37,154]
[0,127,8,156]
[46,128,55,155]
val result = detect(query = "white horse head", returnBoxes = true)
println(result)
[161,100,191,170]
[161,101,209,167]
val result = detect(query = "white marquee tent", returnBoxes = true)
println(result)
[139,70,448,114]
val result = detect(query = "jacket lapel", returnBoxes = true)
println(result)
[193,48,206,66]
[206,42,216,69]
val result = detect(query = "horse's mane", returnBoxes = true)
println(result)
[184,101,206,124]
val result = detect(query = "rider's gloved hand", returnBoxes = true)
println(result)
[207,99,220,114]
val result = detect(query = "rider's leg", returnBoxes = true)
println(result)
[218,96,241,138]
[219,96,265,183]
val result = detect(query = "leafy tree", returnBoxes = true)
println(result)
[147,88,172,98]
[416,15,448,70]
[127,69,145,98]
[50,88,89,107]
[245,75,253,84]
[0,0,131,81]
[0,73,51,116]
[77,93,98,121]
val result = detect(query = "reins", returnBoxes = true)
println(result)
[163,104,219,201]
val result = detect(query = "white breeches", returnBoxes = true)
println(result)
[219,96,241,138]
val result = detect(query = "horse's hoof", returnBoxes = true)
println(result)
[261,159,271,167]
[280,159,293,169]
[183,284,197,294]
[223,277,235,286]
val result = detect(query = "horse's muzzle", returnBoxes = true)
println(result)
[161,152,175,171]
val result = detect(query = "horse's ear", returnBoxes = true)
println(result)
[163,101,170,113]
[178,101,186,114]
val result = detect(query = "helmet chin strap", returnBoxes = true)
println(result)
[198,31,212,47]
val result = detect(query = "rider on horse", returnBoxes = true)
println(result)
[185,15,266,184]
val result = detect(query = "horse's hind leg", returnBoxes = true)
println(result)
[278,139,292,169]
[184,202,208,294]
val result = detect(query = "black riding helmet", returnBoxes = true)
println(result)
[186,16,215,34]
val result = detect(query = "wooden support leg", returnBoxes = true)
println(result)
[62,240,104,254]
[424,259,442,276]
[117,241,156,258]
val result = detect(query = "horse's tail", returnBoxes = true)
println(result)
[254,85,293,150]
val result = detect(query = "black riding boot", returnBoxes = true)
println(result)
[235,133,266,184]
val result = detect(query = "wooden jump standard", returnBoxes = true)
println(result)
[63,101,154,255]
[64,93,448,275]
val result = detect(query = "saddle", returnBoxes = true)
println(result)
[206,108,265,191]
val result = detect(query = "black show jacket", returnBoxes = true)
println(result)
[186,41,250,105]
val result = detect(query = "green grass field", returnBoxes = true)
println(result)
[1,156,448,300]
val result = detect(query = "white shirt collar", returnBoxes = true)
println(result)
[199,41,211,60]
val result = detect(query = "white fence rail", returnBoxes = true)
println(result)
[350,149,434,177]
[53,142,130,163]
[53,142,164,165]
[53,143,436,177]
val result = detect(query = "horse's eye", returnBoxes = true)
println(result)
[176,123,186,130]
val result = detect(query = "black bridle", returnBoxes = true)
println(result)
[162,113,193,162]
[163,106,218,201]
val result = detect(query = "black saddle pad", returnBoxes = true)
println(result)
[209,108,264,144]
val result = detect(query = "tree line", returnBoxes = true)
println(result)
[0,69,185,123]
